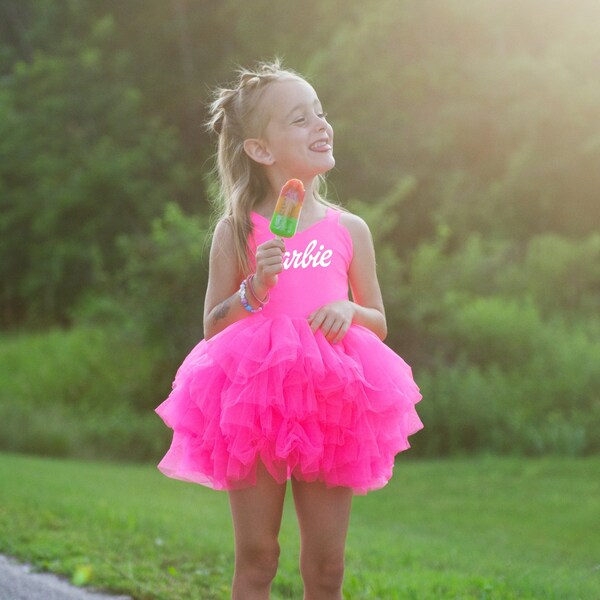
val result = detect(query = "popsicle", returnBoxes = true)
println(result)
[269,179,305,238]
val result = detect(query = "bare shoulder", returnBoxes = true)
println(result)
[338,210,373,246]
[212,216,235,244]
[210,217,236,258]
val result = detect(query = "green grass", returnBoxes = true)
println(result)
[0,453,598,599]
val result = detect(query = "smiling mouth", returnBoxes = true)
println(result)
[309,140,332,152]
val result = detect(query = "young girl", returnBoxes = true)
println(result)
[155,60,423,600]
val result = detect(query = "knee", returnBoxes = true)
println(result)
[318,556,345,591]
[236,540,280,584]
[302,552,345,592]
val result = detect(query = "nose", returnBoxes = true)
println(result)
[315,116,327,131]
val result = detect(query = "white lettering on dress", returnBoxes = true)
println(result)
[282,239,333,270]
[320,249,333,266]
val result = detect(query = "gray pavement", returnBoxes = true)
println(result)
[0,554,132,600]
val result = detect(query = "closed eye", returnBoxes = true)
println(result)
[291,112,328,125]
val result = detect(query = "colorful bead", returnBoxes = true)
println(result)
[239,278,262,312]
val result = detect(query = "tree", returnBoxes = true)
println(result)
[0,9,189,326]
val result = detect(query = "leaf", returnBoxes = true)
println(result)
[72,564,93,586]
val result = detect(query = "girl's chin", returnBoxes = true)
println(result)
[313,155,336,174]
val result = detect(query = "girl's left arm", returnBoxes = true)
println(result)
[308,213,387,342]
[343,213,388,340]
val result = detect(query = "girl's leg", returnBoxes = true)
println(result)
[228,460,287,600]
[291,478,353,600]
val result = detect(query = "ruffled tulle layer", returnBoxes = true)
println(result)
[155,315,423,495]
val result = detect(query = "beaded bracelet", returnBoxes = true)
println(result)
[239,274,270,313]
[239,277,263,312]
[240,278,264,312]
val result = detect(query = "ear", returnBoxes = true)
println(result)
[243,138,275,166]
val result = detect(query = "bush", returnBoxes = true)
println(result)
[413,358,513,456]
[0,39,190,328]
[0,399,167,461]
[0,325,169,461]
[499,232,600,320]
[73,202,210,362]
[430,294,546,370]
[414,312,600,457]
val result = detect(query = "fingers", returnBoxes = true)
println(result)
[331,321,351,345]
[308,309,351,344]
[259,238,286,253]
[255,239,286,288]
[308,310,326,334]
[256,239,285,264]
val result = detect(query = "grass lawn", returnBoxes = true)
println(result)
[0,453,598,599]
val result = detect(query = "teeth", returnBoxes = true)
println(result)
[310,141,328,150]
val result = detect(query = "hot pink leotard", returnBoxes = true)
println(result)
[155,207,423,494]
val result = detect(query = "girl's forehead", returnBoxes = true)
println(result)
[262,78,319,116]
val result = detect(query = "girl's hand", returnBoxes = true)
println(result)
[254,238,286,295]
[308,300,355,344]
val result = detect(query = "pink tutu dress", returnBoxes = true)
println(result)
[155,208,423,495]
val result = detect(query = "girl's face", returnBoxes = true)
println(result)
[252,77,335,181]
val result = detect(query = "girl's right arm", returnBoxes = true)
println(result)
[203,219,284,340]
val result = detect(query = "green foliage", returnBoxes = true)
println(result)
[499,232,600,319]
[78,201,211,364]
[3,1,600,326]
[0,8,190,326]
[368,224,600,359]
[414,305,600,456]
[0,326,168,460]
[432,295,548,369]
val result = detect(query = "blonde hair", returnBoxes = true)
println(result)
[206,59,338,276]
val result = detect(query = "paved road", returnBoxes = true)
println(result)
[0,554,132,600]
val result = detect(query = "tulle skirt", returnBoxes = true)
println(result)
[155,315,423,495]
